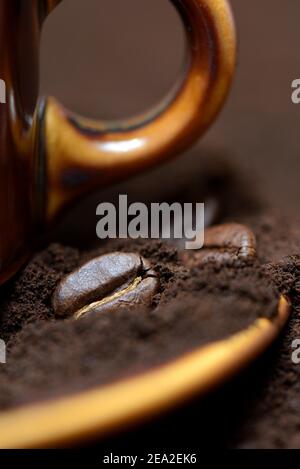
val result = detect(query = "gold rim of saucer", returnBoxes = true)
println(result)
[0,296,290,448]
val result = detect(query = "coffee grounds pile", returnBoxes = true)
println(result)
[0,238,277,410]
[0,162,299,448]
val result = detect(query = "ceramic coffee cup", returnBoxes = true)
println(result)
[0,0,236,285]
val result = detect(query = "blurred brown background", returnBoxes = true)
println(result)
[40,0,300,236]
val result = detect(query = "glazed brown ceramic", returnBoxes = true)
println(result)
[0,0,236,285]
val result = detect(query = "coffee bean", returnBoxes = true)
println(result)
[53,252,159,320]
[204,223,256,257]
[182,223,257,266]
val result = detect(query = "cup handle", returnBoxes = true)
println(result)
[40,0,236,222]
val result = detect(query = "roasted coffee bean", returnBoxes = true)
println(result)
[182,223,257,266]
[53,252,159,319]
[204,223,256,258]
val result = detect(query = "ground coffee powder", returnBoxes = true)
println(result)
[0,161,299,448]
[0,235,277,410]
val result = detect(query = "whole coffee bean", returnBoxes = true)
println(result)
[204,223,256,258]
[53,252,159,320]
[182,223,257,267]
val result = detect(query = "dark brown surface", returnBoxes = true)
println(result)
[1,0,298,450]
